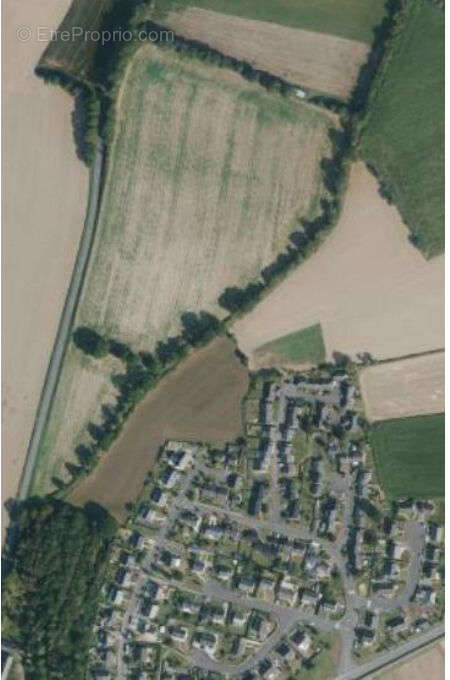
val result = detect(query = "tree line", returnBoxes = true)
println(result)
[139,20,297,96]
[55,311,223,488]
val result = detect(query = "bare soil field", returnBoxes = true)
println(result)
[233,163,444,367]
[2,1,88,528]
[359,352,444,422]
[69,337,248,519]
[164,8,368,99]
[379,640,444,680]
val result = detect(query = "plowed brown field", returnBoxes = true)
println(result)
[70,337,249,519]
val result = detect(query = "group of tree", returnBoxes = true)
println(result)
[2,498,117,679]
[140,20,294,96]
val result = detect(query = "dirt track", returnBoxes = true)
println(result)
[2,1,88,530]
[233,163,444,366]
[359,352,444,422]
[165,8,368,99]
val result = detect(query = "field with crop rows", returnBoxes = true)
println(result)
[78,45,333,348]
[370,413,445,499]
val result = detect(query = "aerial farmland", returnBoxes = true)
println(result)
[3,1,445,679]
[35,42,336,493]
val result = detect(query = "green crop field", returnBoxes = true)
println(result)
[255,323,326,365]
[361,0,444,257]
[370,413,445,500]
[152,0,386,43]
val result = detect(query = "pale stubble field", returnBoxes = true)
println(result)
[2,0,88,529]
[233,163,444,366]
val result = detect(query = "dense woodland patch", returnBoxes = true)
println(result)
[2,499,117,680]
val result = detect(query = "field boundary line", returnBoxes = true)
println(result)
[17,141,105,499]
[368,347,444,367]
[336,624,444,680]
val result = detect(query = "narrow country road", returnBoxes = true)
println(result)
[18,142,105,499]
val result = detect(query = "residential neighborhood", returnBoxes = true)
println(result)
[88,367,444,680]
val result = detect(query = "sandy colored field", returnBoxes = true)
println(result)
[233,163,444,366]
[78,45,332,347]
[164,7,368,99]
[379,640,444,680]
[359,352,444,422]
[70,337,248,519]
[2,1,88,528]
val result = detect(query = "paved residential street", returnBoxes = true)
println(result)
[99,375,440,680]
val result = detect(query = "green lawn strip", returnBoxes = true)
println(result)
[370,413,445,499]
[151,0,386,43]
[360,0,444,257]
[256,323,326,365]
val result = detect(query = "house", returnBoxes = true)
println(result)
[109,588,125,606]
[203,524,225,541]
[192,631,218,656]
[150,487,169,507]
[249,614,272,640]
[258,658,273,677]
[128,532,144,550]
[158,549,181,569]
[414,585,436,605]
[168,625,188,642]
[180,510,202,533]
[259,577,276,599]
[191,558,207,577]
[276,641,295,663]
[385,615,406,634]
[290,630,312,656]
[116,568,132,588]
[144,579,160,600]
[238,575,257,594]
[277,577,298,607]
[143,508,161,524]
[229,609,249,629]
[354,627,375,647]
[167,448,191,470]
[181,600,200,615]
[428,523,444,544]
[160,466,180,488]
[321,599,339,615]
[214,563,233,583]
[300,590,318,608]
[148,604,160,620]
